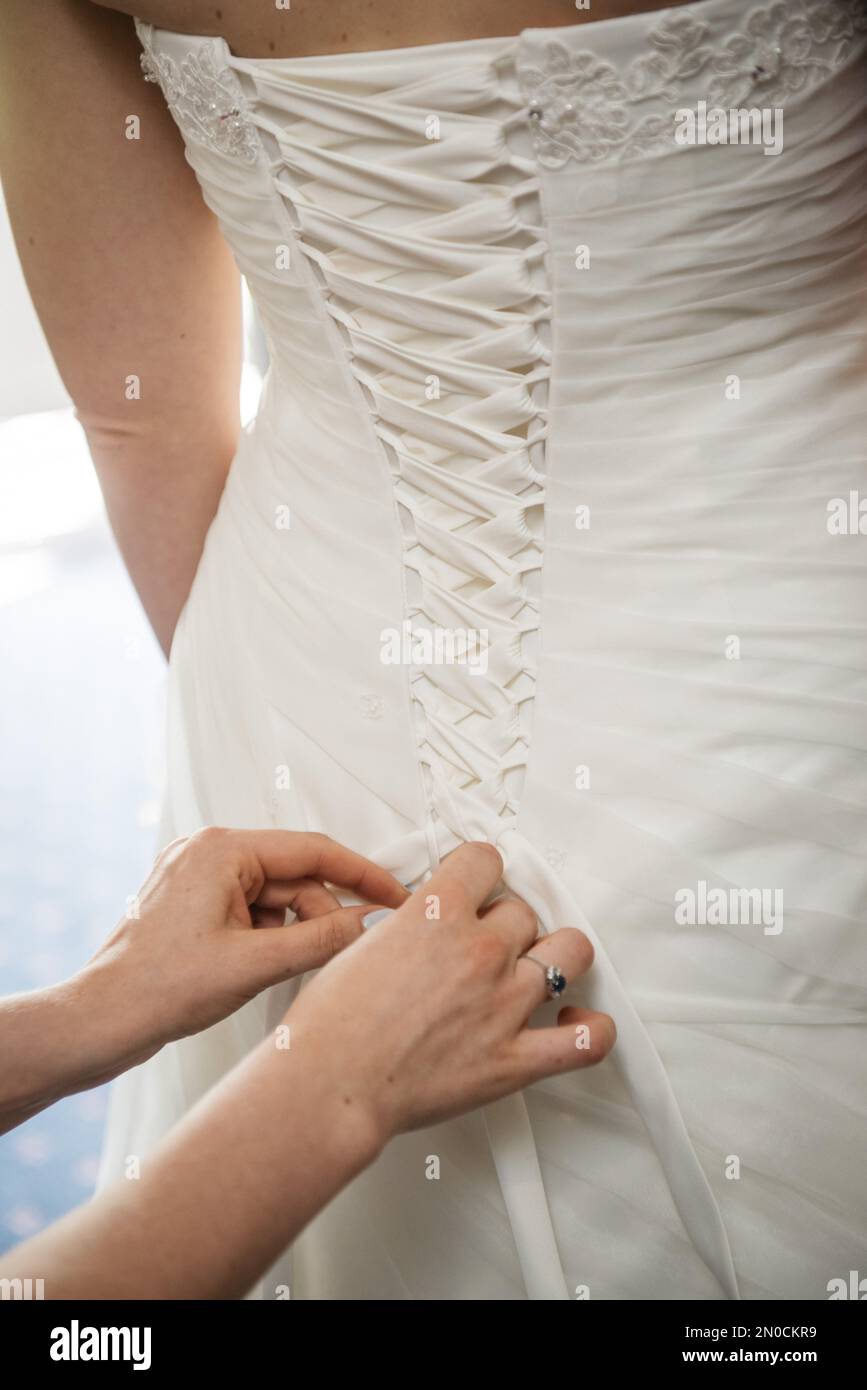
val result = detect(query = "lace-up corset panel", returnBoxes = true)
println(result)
[138,19,552,858]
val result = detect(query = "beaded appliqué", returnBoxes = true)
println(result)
[138,34,259,164]
[519,0,867,167]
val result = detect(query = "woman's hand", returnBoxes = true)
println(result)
[87,826,408,1051]
[0,839,614,1298]
[286,841,616,1147]
[0,828,407,1132]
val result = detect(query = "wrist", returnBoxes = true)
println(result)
[0,973,130,1125]
[12,956,165,1118]
[269,1013,389,1172]
[70,951,166,1076]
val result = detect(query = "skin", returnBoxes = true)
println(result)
[0,1,241,656]
[0,827,409,1136]
[95,0,707,56]
[0,0,702,653]
[0,837,614,1298]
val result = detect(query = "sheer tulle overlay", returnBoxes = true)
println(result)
[101,0,867,1298]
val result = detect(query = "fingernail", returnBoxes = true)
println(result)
[361,908,393,931]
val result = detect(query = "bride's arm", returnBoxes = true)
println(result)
[0,0,242,656]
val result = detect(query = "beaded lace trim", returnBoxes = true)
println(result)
[518,0,867,167]
[137,26,260,164]
[136,5,866,170]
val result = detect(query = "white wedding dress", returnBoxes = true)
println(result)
[100,0,867,1299]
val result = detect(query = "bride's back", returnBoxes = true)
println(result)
[97,0,702,57]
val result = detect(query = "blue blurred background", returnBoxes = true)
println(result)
[0,409,165,1252]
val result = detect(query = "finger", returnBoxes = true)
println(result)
[250,906,289,929]
[512,1008,617,1085]
[253,878,341,916]
[479,895,539,956]
[230,831,409,910]
[288,880,343,920]
[247,881,339,932]
[242,903,377,985]
[513,927,594,1009]
[420,841,504,918]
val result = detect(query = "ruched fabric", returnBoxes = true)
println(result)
[101,1,867,1299]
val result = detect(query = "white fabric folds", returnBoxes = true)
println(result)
[102,0,867,1300]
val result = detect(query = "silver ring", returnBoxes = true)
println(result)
[523,954,567,999]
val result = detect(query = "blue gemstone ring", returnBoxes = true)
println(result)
[523,955,567,999]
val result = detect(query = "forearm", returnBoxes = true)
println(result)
[0,985,77,1133]
[0,1023,382,1299]
[86,399,239,658]
[0,964,155,1135]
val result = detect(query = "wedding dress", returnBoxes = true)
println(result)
[100,0,867,1299]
